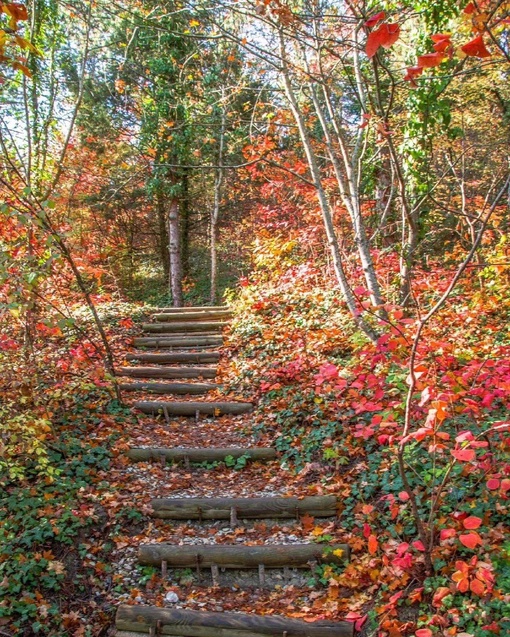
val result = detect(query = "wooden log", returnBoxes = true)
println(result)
[139,543,349,568]
[134,401,252,417]
[142,322,226,334]
[152,306,229,313]
[127,447,277,463]
[115,605,353,637]
[127,351,220,363]
[120,382,218,395]
[150,495,337,520]
[154,311,231,323]
[117,367,217,380]
[132,336,222,349]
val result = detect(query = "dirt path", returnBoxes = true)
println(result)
[109,307,353,636]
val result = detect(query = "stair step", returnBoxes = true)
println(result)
[117,366,217,379]
[135,400,252,417]
[150,495,338,520]
[133,335,223,349]
[121,382,218,395]
[152,306,229,313]
[129,347,221,360]
[142,322,226,334]
[138,542,349,568]
[127,447,277,463]
[115,604,353,637]
[153,310,231,322]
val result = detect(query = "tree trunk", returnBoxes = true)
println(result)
[181,168,191,278]
[168,197,183,306]
[156,187,170,282]
[279,33,378,343]
[210,102,226,304]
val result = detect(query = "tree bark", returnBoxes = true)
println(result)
[156,186,170,282]
[117,366,217,379]
[119,381,218,395]
[153,310,230,322]
[126,352,220,365]
[115,604,354,637]
[127,447,276,463]
[150,495,338,519]
[168,197,183,306]
[139,542,349,568]
[135,400,252,417]
[142,321,226,333]
[133,335,223,349]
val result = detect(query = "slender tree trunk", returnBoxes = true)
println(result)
[181,169,191,278]
[168,197,183,307]
[156,188,170,281]
[278,32,378,343]
[210,103,226,304]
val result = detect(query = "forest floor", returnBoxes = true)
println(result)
[1,284,509,637]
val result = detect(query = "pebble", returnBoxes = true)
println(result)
[165,591,179,603]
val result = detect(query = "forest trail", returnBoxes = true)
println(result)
[112,306,354,637]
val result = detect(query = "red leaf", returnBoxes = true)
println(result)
[451,448,476,462]
[440,528,456,541]
[470,578,485,596]
[459,532,483,549]
[366,22,400,58]
[3,3,28,21]
[416,630,433,637]
[417,52,445,68]
[412,540,426,552]
[368,534,378,554]
[464,2,475,14]
[398,491,410,502]
[501,478,510,493]
[364,11,386,28]
[486,478,500,490]
[463,516,482,530]
[461,35,491,58]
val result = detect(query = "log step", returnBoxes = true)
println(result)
[142,322,226,334]
[139,542,349,568]
[117,366,217,379]
[120,382,218,395]
[133,336,223,349]
[127,447,276,463]
[135,400,252,417]
[152,306,229,313]
[115,604,354,637]
[153,311,231,322]
[150,495,338,520]
[128,351,221,363]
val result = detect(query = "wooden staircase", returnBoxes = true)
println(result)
[114,306,353,637]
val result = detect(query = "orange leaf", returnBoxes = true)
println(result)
[366,23,400,58]
[417,52,445,68]
[461,35,491,58]
[463,516,482,530]
[301,513,315,532]
[368,534,378,554]
[459,532,483,549]
[470,578,485,595]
